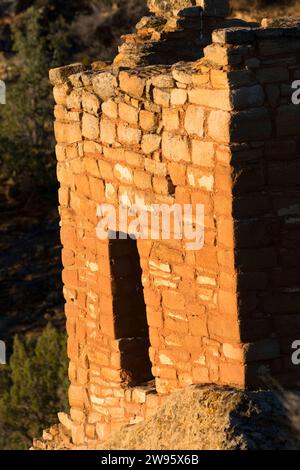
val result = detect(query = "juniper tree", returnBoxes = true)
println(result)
[0,324,68,450]
[0,5,72,191]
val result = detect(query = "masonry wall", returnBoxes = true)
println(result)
[51,56,241,446]
[50,22,300,448]
[208,25,300,387]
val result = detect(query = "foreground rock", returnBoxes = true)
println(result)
[32,385,300,450]
[100,386,300,450]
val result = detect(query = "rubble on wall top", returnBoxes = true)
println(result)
[261,17,300,28]
[148,0,230,18]
[211,18,300,46]
[49,63,89,86]
[113,0,234,67]
[49,3,300,87]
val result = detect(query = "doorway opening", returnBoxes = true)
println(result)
[109,233,153,385]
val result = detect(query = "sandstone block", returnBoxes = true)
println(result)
[189,88,231,111]
[162,132,190,162]
[212,27,255,45]
[66,89,82,110]
[114,163,133,183]
[102,99,118,119]
[162,108,180,130]
[231,85,265,110]
[134,170,152,189]
[208,110,230,142]
[49,63,87,85]
[199,0,230,17]
[184,105,205,137]
[82,113,99,140]
[119,102,139,124]
[192,140,214,167]
[170,88,187,105]
[117,123,142,145]
[145,158,167,176]
[119,71,146,98]
[276,104,300,136]
[92,72,117,100]
[100,118,116,144]
[222,343,244,362]
[54,122,81,144]
[168,162,186,185]
[153,88,170,107]
[141,134,161,154]
[82,90,100,115]
[244,339,280,362]
[153,176,169,195]
[140,110,157,131]
[125,150,144,167]
[152,74,174,88]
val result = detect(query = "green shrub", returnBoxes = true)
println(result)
[0,324,69,450]
[0,5,72,192]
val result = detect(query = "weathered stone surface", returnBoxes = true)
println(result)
[189,88,231,111]
[208,110,230,142]
[119,102,139,124]
[140,110,157,131]
[49,63,88,85]
[192,140,214,167]
[162,132,190,161]
[82,113,99,140]
[184,105,205,136]
[118,123,142,145]
[102,99,118,119]
[170,88,187,105]
[92,72,118,100]
[100,118,116,144]
[141,134,161,154]
[152,74,174,88]
[119,71,146,98]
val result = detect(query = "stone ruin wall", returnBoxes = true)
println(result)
[49,0,300,448]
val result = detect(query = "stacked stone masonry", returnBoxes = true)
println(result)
[114,0,256,67]
[50,0,300,448]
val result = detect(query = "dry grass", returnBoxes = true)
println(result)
[100,385,299,450]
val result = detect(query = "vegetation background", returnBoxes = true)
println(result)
[0,0,297,450]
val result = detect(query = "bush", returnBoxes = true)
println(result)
[0,324,69,450]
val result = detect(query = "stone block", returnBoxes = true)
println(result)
[119,102,139,124]
[140,110,157,131]
[191,140,214,167]
[189,88,231,111]
[82,113,99,140]
[117,123,142,145]
[141,134,161,154]
[208,110,230,142]
[184,105,205,137]
[92,72,118,100]
[100,118,116,144]
[162,132,190,162]
[119,71,146,98]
